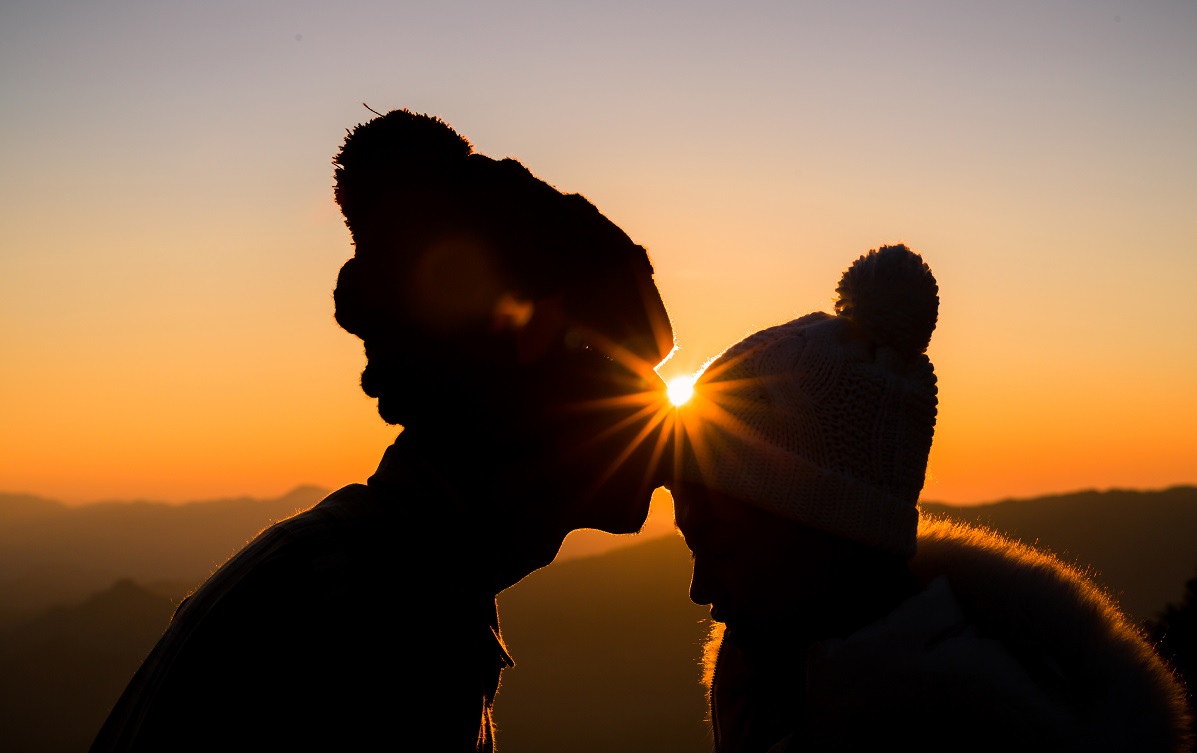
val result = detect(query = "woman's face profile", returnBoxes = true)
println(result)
[673,482,868,636]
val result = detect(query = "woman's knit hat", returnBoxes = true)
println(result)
[676,244,939,557]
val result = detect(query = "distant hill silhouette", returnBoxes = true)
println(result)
[0,484,1193,752]
[497,534,712,753]
[0,486,328,625]
[921,485,1197,623]
[0,485,678,626]
[0,579,175,753]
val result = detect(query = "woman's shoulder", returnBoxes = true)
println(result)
[909,514,1192,752]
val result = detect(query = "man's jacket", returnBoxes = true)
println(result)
[90,448,512,752]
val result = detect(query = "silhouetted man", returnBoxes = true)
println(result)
[90,109,676,752]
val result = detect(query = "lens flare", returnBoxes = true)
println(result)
[667,375,696,406]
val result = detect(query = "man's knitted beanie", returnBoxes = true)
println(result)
[332,108,674,368]
[677,244,938,557]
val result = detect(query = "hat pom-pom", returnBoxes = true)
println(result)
[334,108,473,217]
[834,244,938,358]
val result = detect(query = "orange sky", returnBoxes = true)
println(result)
[2,1,1195,505]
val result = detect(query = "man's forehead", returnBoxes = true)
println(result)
[674,483,755,530]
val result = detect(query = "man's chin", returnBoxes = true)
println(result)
[710,606,747,629]
[721,617,794,651]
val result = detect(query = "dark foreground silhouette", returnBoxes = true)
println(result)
[0,488,1193,752]
[88,109,676,752]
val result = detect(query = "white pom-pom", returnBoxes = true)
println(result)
[834,244,938,357]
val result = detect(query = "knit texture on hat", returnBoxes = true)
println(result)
[679,245,938,556]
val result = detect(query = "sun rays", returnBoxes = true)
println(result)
[542,331,775,513]
[666,375,696,406]
[664,349,781,493]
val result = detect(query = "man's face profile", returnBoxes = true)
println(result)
[332,108,679,586]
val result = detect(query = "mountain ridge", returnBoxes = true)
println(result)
[8,480,1193,510]
[3,483,1194,625]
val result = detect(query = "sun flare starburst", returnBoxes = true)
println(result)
[667,375,696,406]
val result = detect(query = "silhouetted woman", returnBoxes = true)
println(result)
[671,245,1192,752]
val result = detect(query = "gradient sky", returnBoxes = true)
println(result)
[2,0,1194,505]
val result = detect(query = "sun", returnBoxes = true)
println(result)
[666,375,696,406]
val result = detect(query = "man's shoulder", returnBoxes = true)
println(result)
[220,483,394,583]
[88,483,428,753]
[276,482,377,529]
[311,481,375,510]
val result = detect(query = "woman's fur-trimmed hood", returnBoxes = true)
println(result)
[904,515,1191,751]
[703,515,1192,752]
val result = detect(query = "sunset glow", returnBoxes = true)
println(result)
[2,2,1194,505]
